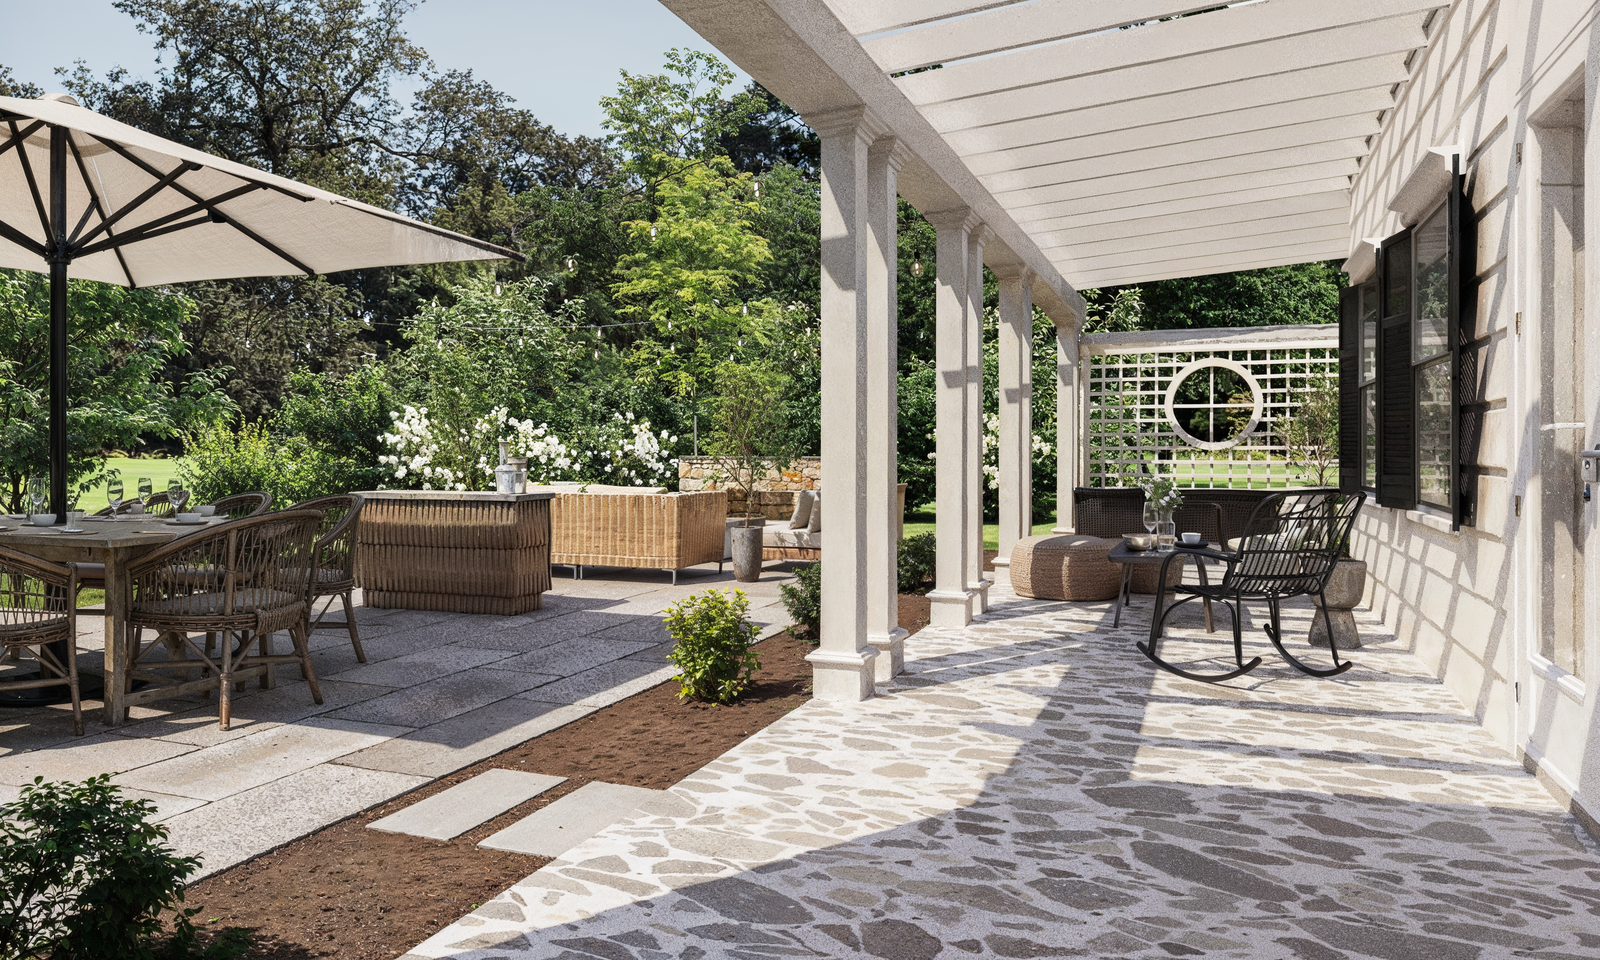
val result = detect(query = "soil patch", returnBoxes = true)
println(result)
[182,605,926,959]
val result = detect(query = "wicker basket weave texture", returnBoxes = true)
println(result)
[358,497,552,615]
[1130,558,1184,595]
[550,490,726,569]
[1010,535,1120,601]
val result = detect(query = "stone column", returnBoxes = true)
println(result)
[804,106,882,701]
[925,207,976,627]
[993,267,1035,573]
[966,225,992,613]
[1053,319,1081,533]
[866,136,908,682]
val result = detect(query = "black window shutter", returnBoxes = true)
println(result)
[1378,231,1417,510]
[1450,156,1480,529]
[1338,284,1361,494]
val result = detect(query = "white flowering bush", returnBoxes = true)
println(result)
[981,412,1054,491]
[379,406,678,490]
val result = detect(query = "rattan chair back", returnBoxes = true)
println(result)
[125,509,322,634]
[0,545,83,734]
[206,491,273,520]
[1222,491,1362,600]
[289,495,364,589]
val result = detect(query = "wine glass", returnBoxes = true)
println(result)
[168,478,184,510]
[1142,501,1159,538]
[106,478,124,518]
[136,476,153,510]
[27,477,46,516]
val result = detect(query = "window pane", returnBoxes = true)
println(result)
[1417,359,1452,507]
[1362,385,1377,489]
[1359,279,1378,384]
[1385,234,1411,318]
[1414,204,1449,361]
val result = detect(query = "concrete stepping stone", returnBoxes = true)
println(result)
[478,780,661,857]
[368,768,565,841]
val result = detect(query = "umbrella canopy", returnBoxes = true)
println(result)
[0,93,519,517]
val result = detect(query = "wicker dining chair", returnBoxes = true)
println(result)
[92,489,190,518]
[285,494,367,663]
[122,509,324,729]
[0,548,83,735]
[205,492,273,519]
[1138,490,1365,683]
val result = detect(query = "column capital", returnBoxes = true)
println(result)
[805,104,891,143]
[868,135,914,173]
[924,205,973,231]
[969,222,994,251]
[990,263,1037,283]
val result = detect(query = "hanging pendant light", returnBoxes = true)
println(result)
[911,260,923,277]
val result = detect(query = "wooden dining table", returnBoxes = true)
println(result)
[0,515,222,725]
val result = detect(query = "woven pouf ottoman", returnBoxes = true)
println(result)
[1010,534,1119,601]
[1130,557,1184,595]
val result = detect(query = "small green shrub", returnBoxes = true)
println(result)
[897,532,937,594]
[779,561,821,640]
[664,589,761,704]
[0,775,250,960]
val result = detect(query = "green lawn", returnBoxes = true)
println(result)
[903,510,1060,551]
[80,457,183,512]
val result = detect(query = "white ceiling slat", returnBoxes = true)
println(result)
[994,141,1367,211]
[1073,244,1352,289]
[862,0,1217,75]
[828,0,1022,38]
[1061,224,1350,273]
[921,22,1423,131]
[1062,238,1350,286]
[1009,164,1358,222]
[897,0,1443,107]
[1030,192,1349,247]
[962,91,1392,176]
[1041,215,1350,265]
[979,116,1377,194]
[945,56,1406,156]
[1016,174,1355,231]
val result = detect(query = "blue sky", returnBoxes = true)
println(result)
[0,0,749,138]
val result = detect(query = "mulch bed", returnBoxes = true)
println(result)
[180,595,929,960]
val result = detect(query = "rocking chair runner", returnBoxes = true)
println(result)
[1138,490,1366,683]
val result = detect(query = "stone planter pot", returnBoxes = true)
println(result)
[731,520,766,582]
[1310,558,1367,650]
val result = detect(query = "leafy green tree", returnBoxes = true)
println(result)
[718,83,819,177]
[1088,261,1343,331]
[0,271,233,512]
[705,361,792,522]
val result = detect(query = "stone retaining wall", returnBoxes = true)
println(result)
[678,457,820,520]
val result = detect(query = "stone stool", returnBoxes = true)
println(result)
[1310,559,1367,649]
[1010,534,1119,601]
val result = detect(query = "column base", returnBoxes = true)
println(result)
[969,578,993,614]
[1050,525,1075,534]
[868,627,908,684]
[927,589,975,627]
[806,648,878,702]
[988,557,1010,586]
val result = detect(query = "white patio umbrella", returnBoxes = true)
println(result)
[0,93,519,519]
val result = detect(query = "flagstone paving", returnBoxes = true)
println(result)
[0,565,791,880]
[407,585,1600,960]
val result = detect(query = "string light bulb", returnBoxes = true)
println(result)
[564,256,576,272]
[911,260,923,277]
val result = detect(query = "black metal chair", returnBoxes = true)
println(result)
[1138,490,1365,683]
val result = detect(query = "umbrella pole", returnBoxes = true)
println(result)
[48,126,67,523]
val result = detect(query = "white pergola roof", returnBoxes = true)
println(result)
[665,0,1446,294]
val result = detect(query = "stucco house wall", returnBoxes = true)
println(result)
[1346,0,1600,831]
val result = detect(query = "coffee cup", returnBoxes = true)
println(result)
[1180,532,1202,546]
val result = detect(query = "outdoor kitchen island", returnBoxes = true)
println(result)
[356,490,555,615]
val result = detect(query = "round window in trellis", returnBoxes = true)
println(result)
[1163,358,1265,451]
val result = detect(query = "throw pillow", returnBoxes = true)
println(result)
[789,490,815,529]
[807,490,821,533]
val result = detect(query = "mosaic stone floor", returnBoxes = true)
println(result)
[406,586,1600,960]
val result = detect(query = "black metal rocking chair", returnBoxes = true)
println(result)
[1137,490,1366,683]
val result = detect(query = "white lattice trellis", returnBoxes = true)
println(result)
[1078,324,1340,489]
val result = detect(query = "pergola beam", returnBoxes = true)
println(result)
[1033,192,1349,248]
[1012,169,1357,228]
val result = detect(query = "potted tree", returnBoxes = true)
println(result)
[1285,376,1366,648]
[706,362,793,582]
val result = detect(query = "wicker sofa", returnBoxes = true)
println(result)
[549,488,727,583]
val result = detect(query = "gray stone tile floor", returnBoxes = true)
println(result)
[0,563,795,880]
[407,582,1600,960]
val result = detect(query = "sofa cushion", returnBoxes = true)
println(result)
[807,491,821,533]
[789,489,815,529]
[764,527,820,549]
